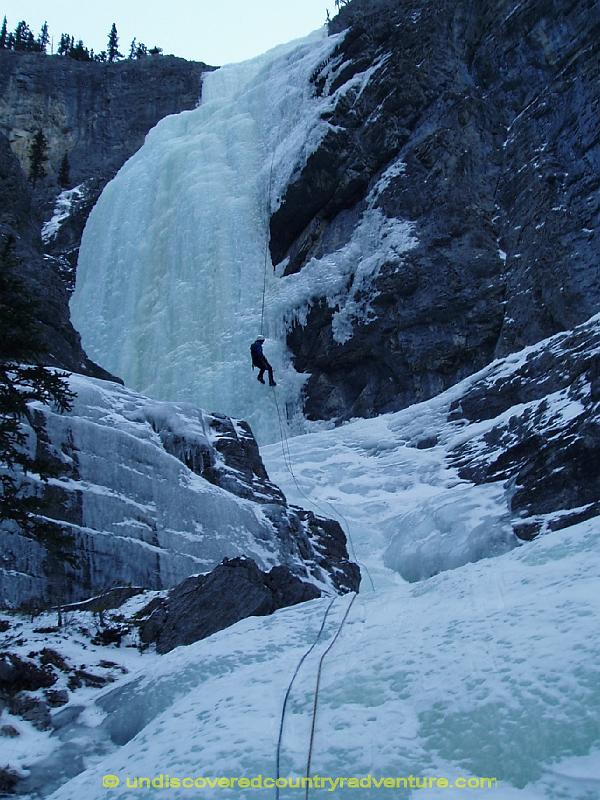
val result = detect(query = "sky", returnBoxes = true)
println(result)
[1,0,339,65]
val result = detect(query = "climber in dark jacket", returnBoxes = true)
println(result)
[250,336,276,386]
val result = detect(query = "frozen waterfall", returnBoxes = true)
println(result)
[71,30,340,443]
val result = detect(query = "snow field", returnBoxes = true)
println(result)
[44,517,600,800]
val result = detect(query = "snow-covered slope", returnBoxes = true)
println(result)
[31,521,600,800]
[264,313,600,586]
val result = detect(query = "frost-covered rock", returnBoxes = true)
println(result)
[138,556,322,654]
[448,315,600,539]
[41,186,88,245]
[0,374,359,608]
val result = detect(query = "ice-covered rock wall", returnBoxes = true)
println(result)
[0,375,358,608]
[71,31,347,443]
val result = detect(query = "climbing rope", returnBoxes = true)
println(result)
[254,108,375,591]
[275,596,337,800]
[255,144,374,587]
[268,394,368,794]
[260,150,276,336]
[254,132,366,800]
[271,389,376,593]
[304,592,358,800]
[271,391,297,484]
[274,593,358,800]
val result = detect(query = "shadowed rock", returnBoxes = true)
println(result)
[139,556,323,654]
[273,0,600,423]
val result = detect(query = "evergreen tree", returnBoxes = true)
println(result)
[57,33,71,56]
[37,21,49,52]
[6,31,14,50]
[148,45,163,56]
[0,235,74,533]
[94,50,107,62]
[107,23,122,62]
[13,20,31,51]
[69,39,91,61]
[136,42,148,58]
[58,153,70,187]
[129,37,137,59]
[28,129,48,186]
[0,16,7,49]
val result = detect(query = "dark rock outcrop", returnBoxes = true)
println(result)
[157,411,287,505]
[0,767,19,794]
[139,556,322,653]
[0,652,56,693]
[0,653,55,735]
[6,694,52,731]
[272,0,600,423]
[44,689,69,708]
[0,50,210,191]
[448,316,600,540]
[0,133,113,377]
[59,587,146,614]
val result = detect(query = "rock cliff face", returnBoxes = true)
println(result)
[0,51,209,189]
[138,557,323,654]
[448,315,600,541]
[271,0,600,422]
[0,50,212,366]
[0,133,112,377]
[0,375,359,608]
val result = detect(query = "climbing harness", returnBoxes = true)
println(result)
[275,596,337,800]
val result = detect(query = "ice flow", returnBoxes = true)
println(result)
[71,31,339,443]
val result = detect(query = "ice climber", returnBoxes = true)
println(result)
[250,336,276,386]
